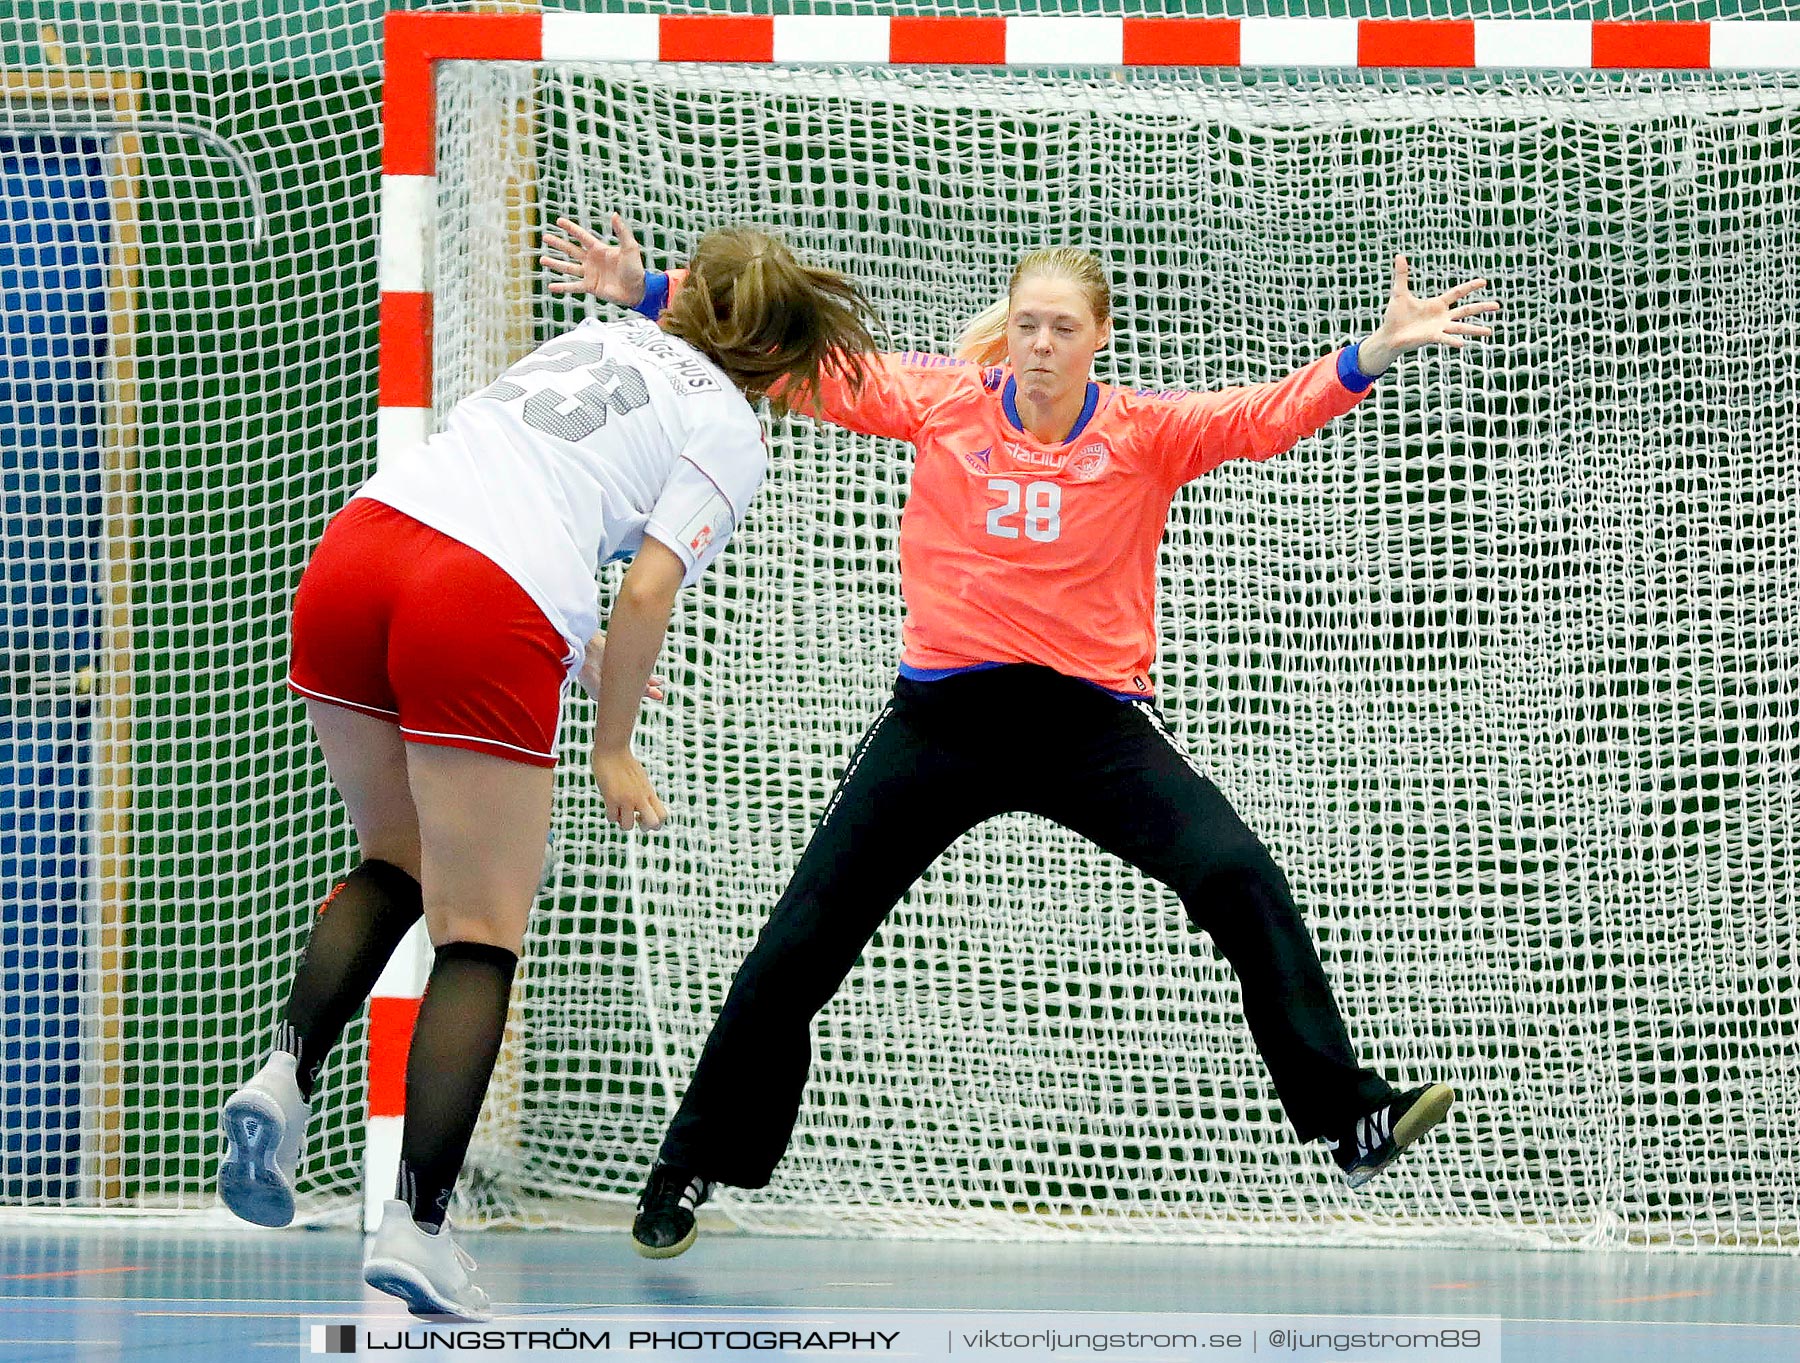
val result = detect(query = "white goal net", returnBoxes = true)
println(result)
[4,3,1796,1256]
[427,61,1800,1250]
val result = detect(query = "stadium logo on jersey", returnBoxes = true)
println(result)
[689,524,715,552]
[959,445,992,473]
[1007,442,1064,470]
[1068,442,1110,481]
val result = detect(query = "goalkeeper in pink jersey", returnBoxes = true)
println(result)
[551,222,1497,1257]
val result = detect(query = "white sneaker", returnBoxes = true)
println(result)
[363,1199,492,1322]
[218,1052,309,1227]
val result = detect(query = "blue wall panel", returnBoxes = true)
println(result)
[1,136,109,1202]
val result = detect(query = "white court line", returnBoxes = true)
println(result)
[138,1310,378,1319]
[0,1298,367,1307]
[4,1300,1783,1332]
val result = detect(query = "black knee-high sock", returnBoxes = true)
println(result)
[279,859,423,1101]
[396,940,518,1232]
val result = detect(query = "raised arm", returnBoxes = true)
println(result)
[1162,257,1498,482]
[543,215,964,443]
[770,350,972,442]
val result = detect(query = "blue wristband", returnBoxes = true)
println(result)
[632,270,670,321]
[1337,342,1379,394]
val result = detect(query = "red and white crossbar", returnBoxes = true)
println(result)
[369,4,1800,1224]
[377,6,1800,472]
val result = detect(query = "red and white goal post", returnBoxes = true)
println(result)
[373,9,1800,1250]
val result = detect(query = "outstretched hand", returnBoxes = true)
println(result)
[541,213,647,309]
[1357,256,1499,377]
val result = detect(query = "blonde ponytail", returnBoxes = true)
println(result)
[954,296,1012,366]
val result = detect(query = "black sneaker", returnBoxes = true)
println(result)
[1326,1083,1455,1188]
[632,1162,714,1259]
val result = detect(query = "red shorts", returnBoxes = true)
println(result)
[287,498,571,767]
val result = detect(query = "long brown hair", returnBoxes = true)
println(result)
[662,227,879,417]
[955,247,1112,367]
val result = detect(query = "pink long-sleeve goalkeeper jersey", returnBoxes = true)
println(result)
[793,348,1373,697]
[641,269,1372,696]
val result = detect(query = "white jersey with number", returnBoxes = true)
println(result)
[357,315,766,672]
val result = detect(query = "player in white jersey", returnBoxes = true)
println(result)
[214,218,878,1320]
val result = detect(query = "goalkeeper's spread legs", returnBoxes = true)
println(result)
[638,669,1454,1255]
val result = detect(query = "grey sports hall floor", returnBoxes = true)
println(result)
[2,1216,1795,1363]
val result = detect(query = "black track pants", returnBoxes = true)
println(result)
[660,665,1393,1187]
